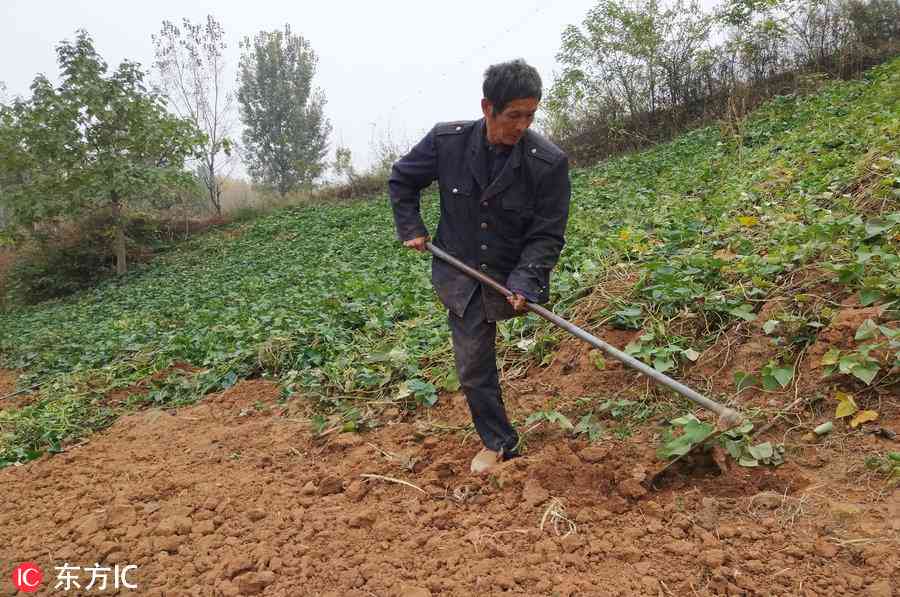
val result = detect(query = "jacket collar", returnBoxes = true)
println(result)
[468,118,522,198]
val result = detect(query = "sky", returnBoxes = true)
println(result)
[0,0,596,176]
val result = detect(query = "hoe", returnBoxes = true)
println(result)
[427,242,744,487]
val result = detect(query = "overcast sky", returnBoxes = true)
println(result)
[1,0,596,176]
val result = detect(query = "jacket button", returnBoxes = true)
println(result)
[480,244,487,251]
[531,148,537,154]
[481,202,488,208]
[452,187,458,194]
[480,264,488,272]
[480,222,487,229]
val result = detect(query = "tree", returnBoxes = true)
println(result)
[0,31,204,274]
[153,15,236,216]
[238,25,331,196]
[332,145,356,185]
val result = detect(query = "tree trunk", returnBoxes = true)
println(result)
[208,160,222,216]
[112,192,127,275]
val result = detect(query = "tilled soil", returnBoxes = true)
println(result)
[2,376,898,597]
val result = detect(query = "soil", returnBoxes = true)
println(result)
[0,369,32,412]
[2,373,898,596]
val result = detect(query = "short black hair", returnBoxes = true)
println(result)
[482,59,542,115]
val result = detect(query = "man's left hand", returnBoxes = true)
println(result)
[507,293,528,312]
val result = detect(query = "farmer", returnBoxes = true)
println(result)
[388,59,571,474]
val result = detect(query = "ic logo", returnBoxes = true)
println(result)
[12,562,43,593]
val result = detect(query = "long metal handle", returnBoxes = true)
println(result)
[426,242,742,427]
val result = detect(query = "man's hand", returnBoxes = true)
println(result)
[507,293,528,312]
[403,235,429,252]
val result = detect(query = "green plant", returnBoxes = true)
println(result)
[658,415,785,466]
[2,58,899,468]
[821,345,881,385]
[864,452,900,487]
[573,413,605,442]
[397,379,438,407]
[760,361,795,390]
[719,419,785,467]
[624,330,698,373]
[525,409,575,432]
[657,414,715,459]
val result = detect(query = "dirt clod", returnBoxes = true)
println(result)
[522,478,550,508]
[235,570,275,595]
[224,556,254,579]
[617,478,648,500]
[868,580,894,597]
[317,475,344,495]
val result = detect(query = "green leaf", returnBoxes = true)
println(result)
[747,442,774,460]
[855,319,879,341]
[682,348,700,362]
[734,419,754,435]
[653,356,674,373]
[670,414,700,426]
[878,325,899,339]
[821,348,841,366]
[838,355,856,375]
[723,439,743,459]
[525,412,546,426]
[772,367,794,387]
[657,418,715,459]
[850,363,879,385]
[549,412,574,430]
[864,218,894,239]
[859,289,882,306]
[728,305,757,321]
[734,371,758,391]
[590,351,607,370]
[763,319,780,334]
[762,374,780,391]
[441,370,460,392]
[220,371,238,389]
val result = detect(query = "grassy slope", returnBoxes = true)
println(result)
[1,58,898,464]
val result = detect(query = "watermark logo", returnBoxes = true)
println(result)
[12,562,43,593]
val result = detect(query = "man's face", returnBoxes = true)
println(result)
[482,97,539,147]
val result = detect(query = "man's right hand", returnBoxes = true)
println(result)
[403,235,429,252]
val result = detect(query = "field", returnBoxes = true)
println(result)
[1,59,898,596]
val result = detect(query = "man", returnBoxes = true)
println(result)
[388,59,571,474]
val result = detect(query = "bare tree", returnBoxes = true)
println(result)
[153,16,236,216]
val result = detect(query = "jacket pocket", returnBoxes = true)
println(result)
[499,192,534,240]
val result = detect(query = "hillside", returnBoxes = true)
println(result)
[0,58,898,596]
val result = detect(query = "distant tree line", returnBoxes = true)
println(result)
[0,20,332,302]
[544,0,900,164]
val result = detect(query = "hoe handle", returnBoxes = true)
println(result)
[426,242,742,427]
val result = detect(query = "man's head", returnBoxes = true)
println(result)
[481,59,541,147]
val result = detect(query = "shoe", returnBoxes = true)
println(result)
[470,447,502,474]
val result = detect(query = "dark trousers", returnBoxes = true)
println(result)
[448,286,519,455]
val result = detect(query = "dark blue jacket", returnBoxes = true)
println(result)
[388,118,571,321]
